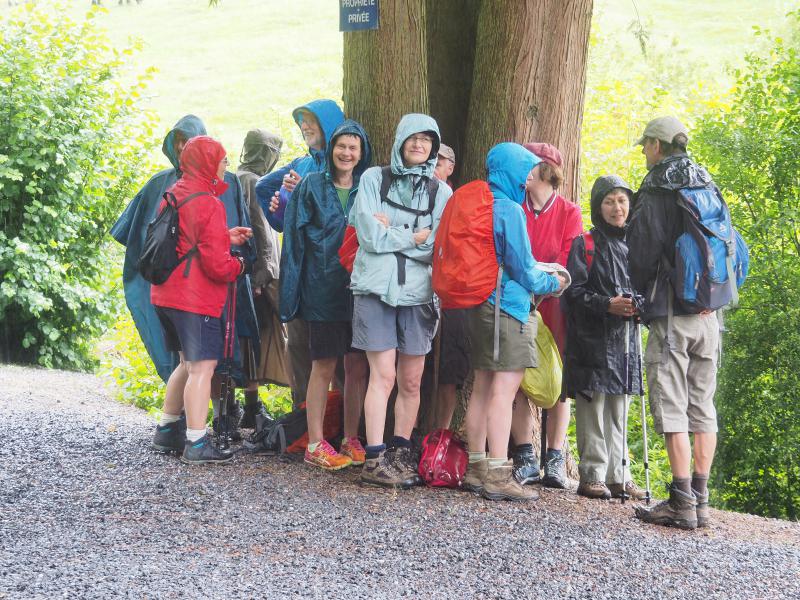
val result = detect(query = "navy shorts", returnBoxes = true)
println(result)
[156,306,223,362]
[307,320,354,361]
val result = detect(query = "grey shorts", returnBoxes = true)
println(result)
[644,313,719,434]
[351,294,438,356]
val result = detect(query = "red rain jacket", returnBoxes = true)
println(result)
[151,136,241,317]
[523,193,583,354]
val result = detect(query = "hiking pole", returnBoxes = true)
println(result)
[636,319,651,505]
[217,281,238,452]
[621,316,630,505]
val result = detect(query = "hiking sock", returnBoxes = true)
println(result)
[159,413,181,426]
[244,390,260,408]
[186,428,206,443]
[469,451,487,463]
[672,477,692,495]
[390,435,412,448]
[515,443,534,454]
[365,444,386,460]
[307,441,320,454]
[691,473,709,495]
[487,458,507,469]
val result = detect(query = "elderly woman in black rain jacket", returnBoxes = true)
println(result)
[563,175,647,502]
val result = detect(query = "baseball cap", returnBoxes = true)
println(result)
[437,143,455,163]
[635,116,689,146]
[523,142,563,168]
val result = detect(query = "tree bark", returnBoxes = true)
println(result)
[462,0,593,199]
[343,0,429,165]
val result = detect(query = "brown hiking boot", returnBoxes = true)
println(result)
[635,485,698,530]
[360,451,417,490]
[577,480,612,499]
[608,480,647,501]
[462,459,488,494]
[482,461,539,502]
[693,488,710,528]
[386,446,423,487]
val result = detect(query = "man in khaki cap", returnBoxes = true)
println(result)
[627,116,721,530]
[434,143,456,189]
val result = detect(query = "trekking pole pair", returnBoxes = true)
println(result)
[216,281,238,452]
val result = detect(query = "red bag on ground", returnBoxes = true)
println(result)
[417,428,468,488]
[432,180,498,309]
[286,389,344,453]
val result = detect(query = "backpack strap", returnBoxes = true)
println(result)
[582,231,595,272]
[171,191,212,277]
[493,265,504,363]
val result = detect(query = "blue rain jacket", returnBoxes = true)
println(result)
[279,120,372,323]
[110,115,259,383]
[485,143,559,323]
[255,100,345,232]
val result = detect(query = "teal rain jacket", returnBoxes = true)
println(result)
[486,143,559,323]
[110,115,259,383]
[255,99,345,232]
[279,120,372,323]
[349,113,452,307]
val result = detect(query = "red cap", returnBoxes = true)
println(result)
[523,142,563,168]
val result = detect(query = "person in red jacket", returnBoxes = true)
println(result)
[511,142,584,489]
[150,136,252,464]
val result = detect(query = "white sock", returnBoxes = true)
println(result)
[487,458,507,468]
[468,451,486,463]
[186,428,206,442]
[159,413,181,426]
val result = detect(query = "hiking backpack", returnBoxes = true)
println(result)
[138,191,209,285]
[670,186,749,312]
[338,166,439,274]
[432,180,498,309]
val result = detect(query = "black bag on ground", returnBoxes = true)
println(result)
[244,408,308,455]
[138,191,209,284]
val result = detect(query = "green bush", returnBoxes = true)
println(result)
[0,3,155,370]
[692,15,800,520]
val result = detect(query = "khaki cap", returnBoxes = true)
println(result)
[635,116,689,146]
[437,143,456,163]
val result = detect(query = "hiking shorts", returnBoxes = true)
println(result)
[307,320,354,361]
[351,294,438,356]
[439,308,471,386]
[466,301,536,371]
[155,306,223,362]
[644,313,719,434]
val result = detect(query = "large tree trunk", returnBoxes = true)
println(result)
[343,0,429,165]
[462,0,593,200]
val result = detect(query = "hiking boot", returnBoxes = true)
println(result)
[360,451,417,489]
[386,446,422,487]
[462,459,488,494]
[512,445,541,485]
[151,415,187,453]
[340,436,366,466]
[608,480,647,501]
[304,440,352,471]
[577,480,612,499]
[181,435,234,465]
[635,485,698,530]
[482,461,539,502]
[541,449,567,489]
[693,488,710,528]
[240,400,269,429]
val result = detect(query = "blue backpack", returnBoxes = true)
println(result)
[672,186,749,311]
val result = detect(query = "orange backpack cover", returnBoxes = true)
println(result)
[432,180,498,309]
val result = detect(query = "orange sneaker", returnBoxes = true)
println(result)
[340,436,366,465]
[304,440,352,471]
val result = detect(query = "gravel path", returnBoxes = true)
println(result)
[1,365,798,599]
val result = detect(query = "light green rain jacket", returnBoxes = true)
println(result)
[349,114,452,306]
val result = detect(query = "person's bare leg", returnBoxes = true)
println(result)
[162,352,188,416]
[394,353,426,439]
[364,349,396,447]
[343,352,368,439]
[692,432,717,475]
[664,431,692,479]
[486,371,525,459]
[510,390,534,446]
[464,370,492,453]
[435,384,458,430]
[184,359,218,430]
[546,397,571,450]
[306,357,337,445]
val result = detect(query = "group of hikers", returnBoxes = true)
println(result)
[112,99,747,532]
